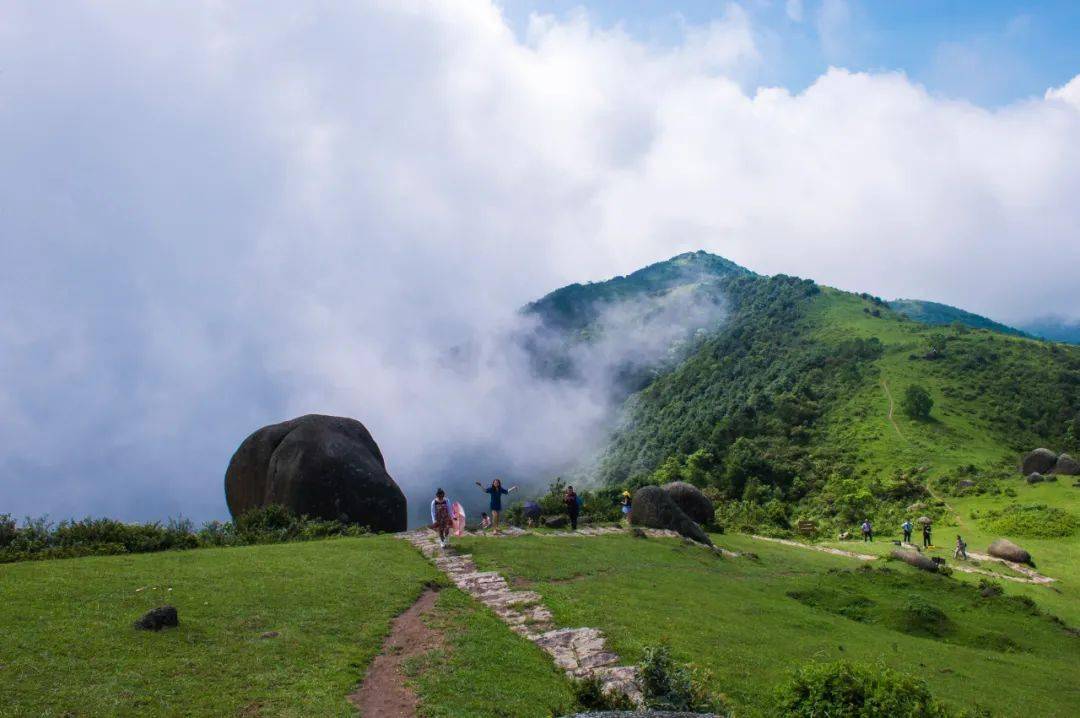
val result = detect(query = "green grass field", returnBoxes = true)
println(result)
[456,532,1080,718]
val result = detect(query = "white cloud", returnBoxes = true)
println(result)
[785,0,804,23]
[1,1,1078,522]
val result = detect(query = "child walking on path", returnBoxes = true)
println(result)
[620,490,632,523]
[476,478,517,533]
[431,488,453,548]
[954,534,968,560]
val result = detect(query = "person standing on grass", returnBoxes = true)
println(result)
[565,485,580,530]
[430,488,453,549]
[954,534,968,560]
[476,478,516,534]
[620,490,633,523]
[861,519,873,542]
[902,519,913,544]
[922,522,932,548]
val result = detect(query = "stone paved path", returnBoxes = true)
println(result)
[400,525,695,704]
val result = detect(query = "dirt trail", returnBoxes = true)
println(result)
[749,534,1054,585]
[882,378,904,440]
[348,588,442,718]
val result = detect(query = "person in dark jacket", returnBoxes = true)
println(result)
[564,485,580,531]
[922,522,932,548]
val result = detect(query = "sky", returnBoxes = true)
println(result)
[1,1,1079,524]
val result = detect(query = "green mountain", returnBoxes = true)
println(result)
[1020,316,1080,345]
[888,298,1028,338]
[531,252,1080,529]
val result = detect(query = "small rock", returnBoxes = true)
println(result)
[1026,472,1045,484]
[259,631,279,639]
[544,515,569,529]
[134,606,179,631]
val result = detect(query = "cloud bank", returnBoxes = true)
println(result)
[1,1,1078,522]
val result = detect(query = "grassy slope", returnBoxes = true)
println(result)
[458,533,1080,718]
[0,536,576,718]
[0,537,439,717]
[407,588,576,718]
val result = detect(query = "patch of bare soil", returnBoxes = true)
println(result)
[348,588,443,718]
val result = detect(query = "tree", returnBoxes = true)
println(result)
[927,333,948,356]
[902,384,934,420]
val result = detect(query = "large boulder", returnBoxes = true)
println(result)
[630,486,711,546]
[987,539,1032,566]
[1021,448,1058,476]
[225,414,406,532]
[1052,453,1080,476]
[891,549,939,573]
[662,482,714,525]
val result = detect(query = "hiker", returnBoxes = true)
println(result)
[565,485,580,530]
[620,490,632,523]
[430,488,453,548]
[861,519,873,542]
[954,534,968,560]
[480,512,492,531]
[901,519,913,544]
[922,522,932,548]
[476,478,517,533]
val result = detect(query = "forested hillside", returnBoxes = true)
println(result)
[527,252,1080,529]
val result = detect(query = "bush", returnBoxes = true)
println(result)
[0,506,369,563]
[977,503,1077,538]
[776,660,952,717]
[636,644,725,713]
[571,675,635,711]
[902,385,934,420]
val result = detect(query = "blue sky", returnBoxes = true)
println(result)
[501,0,1080,106]
[1,1,1078,524]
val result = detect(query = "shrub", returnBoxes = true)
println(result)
[571,675,634,711]
[776,660,952,717]
[977,503,1077,538]
[897,598,951,638]
[636,644,725,713]
[902,385,934,420]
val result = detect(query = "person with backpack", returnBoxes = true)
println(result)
[565,485,580,531]
[861,519,873,542]
[901,519,913,544]
[954,534,968,560]
[476,478,517,534]
[430,488,453,549]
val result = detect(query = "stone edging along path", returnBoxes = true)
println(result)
[749,535,1055,585]
[399,525,703,704]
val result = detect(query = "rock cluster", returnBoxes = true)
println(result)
[661,482,714,525]
[1020,448,1079,477]
[224,414,406,532]
[630,486,712,546]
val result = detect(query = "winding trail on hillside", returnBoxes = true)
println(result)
[882,378,904,440]
[748,534,1054,585]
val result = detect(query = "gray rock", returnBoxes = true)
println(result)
[988,539,1032,565]
[891,549,939,573]
[543,515,568,528]
[662,482,714,525]
[134,605,178,631]
[1027,472,1045,484]
[224,414,406,532]
[1052,453,1080,476]
[630,487,711,546]
[1021,448,1058,476]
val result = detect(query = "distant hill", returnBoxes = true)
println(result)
[526,252,1080,528]
[1020,317,1080,345]
[888,298,1028,337]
